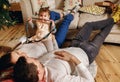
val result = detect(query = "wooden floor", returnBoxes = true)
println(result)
[0,24,120,82]
[95,44,120,82]
[0,24,25,57]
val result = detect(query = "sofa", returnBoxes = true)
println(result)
[20,0,120,44]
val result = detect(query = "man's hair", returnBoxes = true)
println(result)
[39,7,50,15]
[13,56,39,82]
[0,52,14,70]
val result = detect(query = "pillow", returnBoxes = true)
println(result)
[79,5,106,15]
[46,0,56,10]
[0,67,13,82]
[1,79,14,82]
[64,0,83,11]
[30,0,41,15]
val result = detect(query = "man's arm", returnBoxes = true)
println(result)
[54,50,94,82]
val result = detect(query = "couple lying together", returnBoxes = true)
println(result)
[0,1,120,82]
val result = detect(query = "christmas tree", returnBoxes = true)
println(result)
[0,0,16,30]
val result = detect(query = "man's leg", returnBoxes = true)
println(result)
[71,18,114,64]
[91,19,114,50]
[89,22,114,64]
[55,14,74,47]
[71,18,114,47]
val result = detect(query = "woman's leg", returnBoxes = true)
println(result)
[55,14,74,47]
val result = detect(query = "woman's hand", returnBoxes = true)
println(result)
[54,50,81,66]
[116,20,120,25]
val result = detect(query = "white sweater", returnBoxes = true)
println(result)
[39,47,95,82]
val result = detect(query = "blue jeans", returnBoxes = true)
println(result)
[50,11,74,47]
[71,18,114,64]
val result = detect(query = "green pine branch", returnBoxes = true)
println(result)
[0,0,16,30]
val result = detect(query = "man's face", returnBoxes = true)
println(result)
[39,12,50,22]
[26,57,45,81]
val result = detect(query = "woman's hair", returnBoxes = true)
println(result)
[104,6,113,15]
[0,52,14,70]
[38,7,50,15]
[13,56,39,82]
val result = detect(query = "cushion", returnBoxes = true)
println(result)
[78,13,108,28]
[46,0,56,10]
[54,0,64,9]
[79,5,105,15]
[30,0,41,15]
[64,0,82,11]
[30,0,56,15]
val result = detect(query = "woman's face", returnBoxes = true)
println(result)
[11,51,28,64]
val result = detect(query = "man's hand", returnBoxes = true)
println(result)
[54,51,81,66]
[116,20,120,25]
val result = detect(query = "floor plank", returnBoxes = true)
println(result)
[0,24,25,57]
[95,44,120,82]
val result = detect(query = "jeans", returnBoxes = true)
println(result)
[50,11,74,47]
[71,18,114,64]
